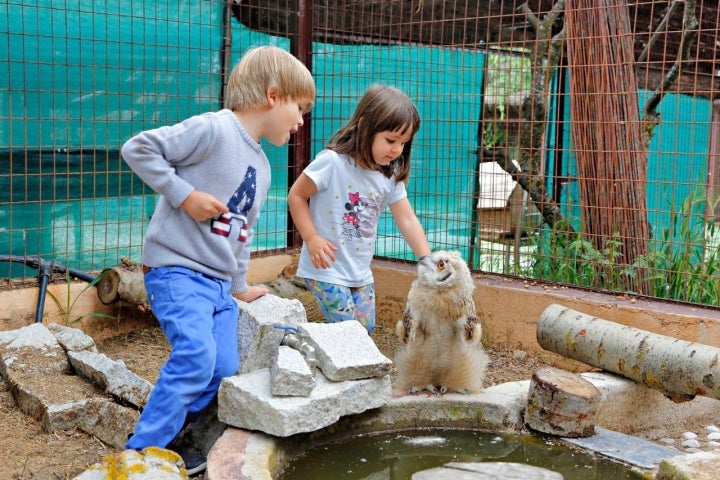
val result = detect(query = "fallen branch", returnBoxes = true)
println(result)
[537,304,720,402]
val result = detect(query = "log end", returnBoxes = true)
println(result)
[525,366,601,438]
[96,268,121,305]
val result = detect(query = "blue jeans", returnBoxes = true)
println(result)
[126,266,239,450]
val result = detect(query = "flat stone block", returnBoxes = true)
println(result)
[218,368,392,437]
[6,372,105,431]
[299,321,392,381]
[413,462,563,479]
[76,399,140,449]
[271,345,315,397]
[563,426,679,469]
[68,349,152,408]
[48,323,98,352]
[0,323,70,375]
[366,386,526,432]
[236,294,307,374]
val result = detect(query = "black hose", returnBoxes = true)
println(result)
[0,255,97,323]
[35,261,53,323]
[0,255,95,282]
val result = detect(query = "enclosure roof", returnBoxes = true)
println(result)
[234,0,719,95]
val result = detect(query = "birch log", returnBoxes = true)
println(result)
[537,303,720,402]
[95,266,148,308]
[525,366,601,437]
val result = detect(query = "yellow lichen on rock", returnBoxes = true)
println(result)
[73,447,188,479]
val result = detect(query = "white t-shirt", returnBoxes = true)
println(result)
[296,149,407,287]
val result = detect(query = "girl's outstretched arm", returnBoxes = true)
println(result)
[390,198,431,258]
[288,173,337,269]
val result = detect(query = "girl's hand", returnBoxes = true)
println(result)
[180,190,229,222]
[233,285,270,303]
[306,235,337,269]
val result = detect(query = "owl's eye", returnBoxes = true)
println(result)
[437,260,446,271]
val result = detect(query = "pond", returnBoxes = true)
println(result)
[276,429,649,480]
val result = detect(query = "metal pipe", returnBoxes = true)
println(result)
[0,255,96,323]
[287,0,313,248]
[273,324,319,371]
[282,332,319,371]
[35,261,53,323]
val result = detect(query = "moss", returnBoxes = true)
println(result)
[655,462,688,480]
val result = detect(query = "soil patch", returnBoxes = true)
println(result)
[1,310,554,480]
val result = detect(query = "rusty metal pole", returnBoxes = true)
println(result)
[287,0,313,249]
[219,1,234,108]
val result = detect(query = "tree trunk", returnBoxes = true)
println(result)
[565,0,651,294]
[537,304,720,402]
[95,266,148,309]
[525,366,600,437]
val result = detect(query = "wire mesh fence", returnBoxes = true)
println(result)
[2,0,720,307]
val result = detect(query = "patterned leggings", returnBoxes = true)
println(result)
[303,279,376,333]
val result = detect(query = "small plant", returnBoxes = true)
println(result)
[46,268,116,325]
[531,185,720,306]
[634,189,720,305]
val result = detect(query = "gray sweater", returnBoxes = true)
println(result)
[121,109,270,293]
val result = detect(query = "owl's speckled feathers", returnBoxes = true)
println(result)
[394,250,488,394]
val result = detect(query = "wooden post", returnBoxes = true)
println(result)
[537,304,720,402]
[525,366,601,437]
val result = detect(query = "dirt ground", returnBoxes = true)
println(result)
[0,284,558,480]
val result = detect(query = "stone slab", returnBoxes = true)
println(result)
[271,345,315,397]
[68,349,153,408]
[563,426,680,469]
[236,294,307,374]
[0,323,70,375]
[413,462,563,479]
[48,322,98,352]
[218,368,392,437]
[76,399,140,449]
[360,386,526,433]
[6,371,105,431]
[299,321,392,381]
[581,371,720,440]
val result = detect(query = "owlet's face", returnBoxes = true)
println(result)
[416,250,469,289]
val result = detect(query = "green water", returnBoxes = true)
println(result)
[277,430,649,480]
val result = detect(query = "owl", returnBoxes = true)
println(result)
[394,250,489,394]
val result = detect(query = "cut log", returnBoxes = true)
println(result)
[95,266,148,308]
[537,303,720,402]
[525,366,601,438]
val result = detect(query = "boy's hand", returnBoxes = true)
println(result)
[181,190,229,221]
[305,235,337,269]
[233,285,270,303]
